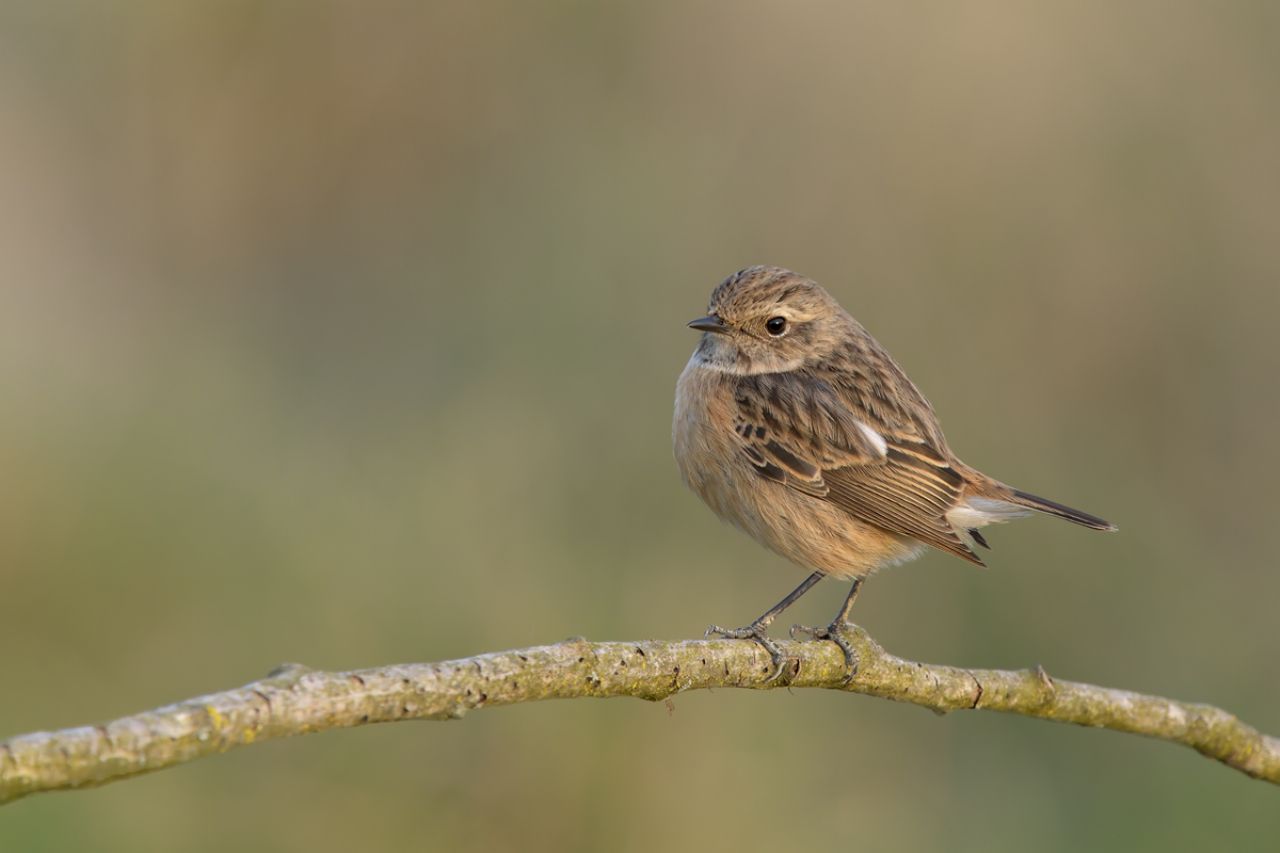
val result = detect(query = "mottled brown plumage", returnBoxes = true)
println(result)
[673,265,1115,679]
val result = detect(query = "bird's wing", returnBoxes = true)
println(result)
[732,371,983,566]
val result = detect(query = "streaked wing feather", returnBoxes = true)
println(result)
[731,371,984,566]
[825,450,985,566]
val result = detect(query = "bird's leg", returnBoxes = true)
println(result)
[706,571,824,682]
[790,577,863,684]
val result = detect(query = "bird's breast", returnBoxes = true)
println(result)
[673,358,926,579]
[673,358,740,506]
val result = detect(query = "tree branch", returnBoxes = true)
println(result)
[3,627,1277,803]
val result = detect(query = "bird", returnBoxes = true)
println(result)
[672,265,1115,681]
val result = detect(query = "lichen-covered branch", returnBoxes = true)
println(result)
[3,627,1277,803]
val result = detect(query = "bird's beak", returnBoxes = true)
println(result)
[687,315,729,334]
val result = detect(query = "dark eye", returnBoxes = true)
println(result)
[765,316,787,336]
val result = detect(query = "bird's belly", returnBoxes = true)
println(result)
[674,363,923,579]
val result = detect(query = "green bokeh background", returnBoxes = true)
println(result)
[3,3,1278,850]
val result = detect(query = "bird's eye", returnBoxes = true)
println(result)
[765,316,787,336]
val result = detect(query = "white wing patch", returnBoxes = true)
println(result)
[855,420,889,458]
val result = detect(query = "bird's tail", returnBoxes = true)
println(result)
[1004,488,1117,532]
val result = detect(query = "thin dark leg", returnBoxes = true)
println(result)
[832,577,863,624]
[790,577,864,683]
[740,571,825,629]
[706,571,824,682]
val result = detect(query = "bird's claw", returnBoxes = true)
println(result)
[790,621,859,684]
[705,621,790,683]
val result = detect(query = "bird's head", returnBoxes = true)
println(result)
[688,266,851,374]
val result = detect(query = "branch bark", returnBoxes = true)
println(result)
[3,627,1277,803]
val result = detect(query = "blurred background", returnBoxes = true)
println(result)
[2,2,1278,850]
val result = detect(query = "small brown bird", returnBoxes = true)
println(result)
[673,265,1115,680]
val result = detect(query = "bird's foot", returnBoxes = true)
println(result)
[705,621,789,683]
[789,621,859,684]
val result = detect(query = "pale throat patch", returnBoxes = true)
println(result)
[689,348,808,376]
